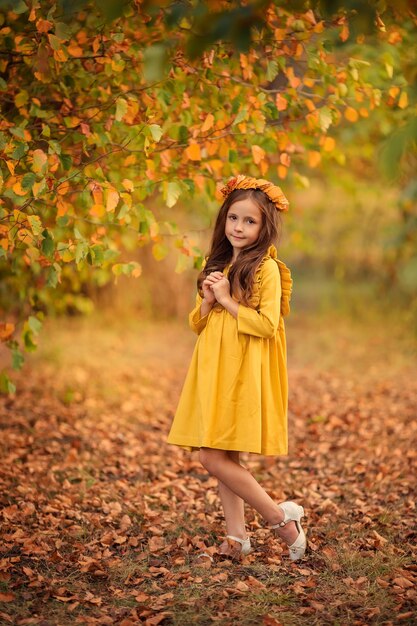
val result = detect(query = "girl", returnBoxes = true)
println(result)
[167,175,306,562]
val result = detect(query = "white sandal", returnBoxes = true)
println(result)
[219,535,252,559]
[269,501,307,561]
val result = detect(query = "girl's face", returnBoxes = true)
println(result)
[225,198,263,257]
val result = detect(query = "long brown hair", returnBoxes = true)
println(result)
[197,188,282,307]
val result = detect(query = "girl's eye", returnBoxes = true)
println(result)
[228,215,236,220]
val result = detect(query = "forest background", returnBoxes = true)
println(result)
[0,0,416,388]
[0,1,416,625]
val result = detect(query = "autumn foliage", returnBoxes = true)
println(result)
[0,0,416,392]
[0,316,416,624]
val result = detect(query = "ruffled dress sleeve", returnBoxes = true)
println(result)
[237,245,292,339]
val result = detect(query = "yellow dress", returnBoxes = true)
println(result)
[167,245,293,456]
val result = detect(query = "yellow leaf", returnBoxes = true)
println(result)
[344,107,358,122]
[6,161,15,176]
[90,204,105,217]
[201,113,214,133]
[106,189,119,212]
[388,86,400,99]
[308,151,321,168]
[123,154,136,167]
[323,136,335,152]
[305,99,316,112]
[12,181,28,196]
[122,179,134,192]
[398,91,408,109]
[57,180,70,195]
[54,48,68,63]
[185,143,201,161]
[251,145,265,165]
[92,186,103,205]
[359,107,369,118]
[32,180,44,197]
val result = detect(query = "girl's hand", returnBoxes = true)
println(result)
[202,272,224,304]
[211,276,231,305]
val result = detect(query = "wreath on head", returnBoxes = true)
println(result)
[220,175,289,212]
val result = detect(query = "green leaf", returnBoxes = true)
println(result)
[175,253,190,273]
[59,153,72,171]
[22,172,36,190]
[164,181,182,208]
[28,215,43,236]
[12,346,25,370]
[266,59,279,82]
[11,142,28,160]
[11,0,28,14]
[28,316,42,335]
[41,230,54,257]
[148,124,163,142]
[57,215,69,227]
[233,108,248,125]
[319,106,333,132]
[55,21,72,41]
[47,263,61,288]
[143,44,168,82]
[0,372,16,395]
[75,241,88,263]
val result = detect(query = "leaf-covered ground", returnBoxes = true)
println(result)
[0,310,416,625]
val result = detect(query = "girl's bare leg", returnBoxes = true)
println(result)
[217,451,248,540]
[200,447,298,545]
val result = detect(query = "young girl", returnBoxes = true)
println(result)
[167,175,306,562]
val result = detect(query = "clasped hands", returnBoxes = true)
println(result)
[202,271,231,307]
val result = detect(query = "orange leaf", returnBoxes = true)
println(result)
[0,323,15,341]
[185,143,201,161]
[201,113,214,133]
[308,151,321,168]
[340,23,349,42]
[323,136,335,152]
[12,181,28,196]
[276,94,287,111]
[280,153,291,167]
[251,145,265,165]
[277,164,287,179]
[344,107,358,122]
[57,181,70,196]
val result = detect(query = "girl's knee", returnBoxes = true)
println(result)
[199,447,225,475]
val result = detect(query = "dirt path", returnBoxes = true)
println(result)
[0,312,416,625]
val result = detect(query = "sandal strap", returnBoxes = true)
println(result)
[226,535,249,546]
[269,520,287,529]
[196,552,214,562]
